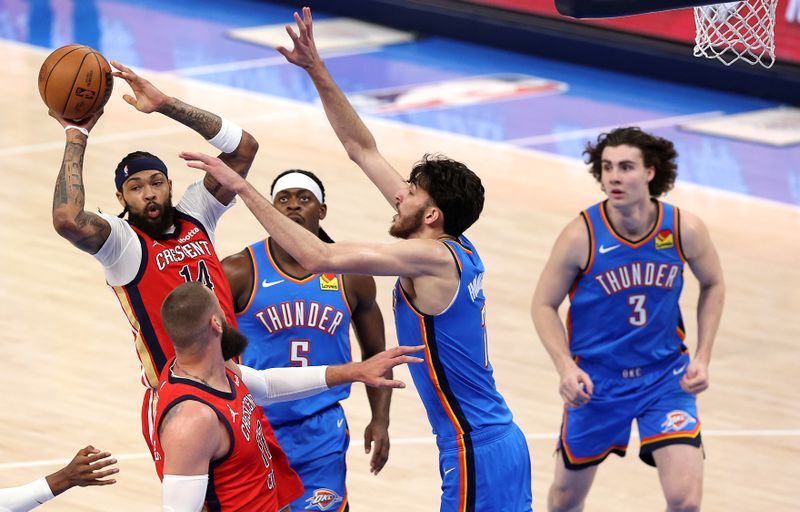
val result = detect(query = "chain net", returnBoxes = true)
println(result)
[694,1,778,68]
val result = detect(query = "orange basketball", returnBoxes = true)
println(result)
[38,44,113,121]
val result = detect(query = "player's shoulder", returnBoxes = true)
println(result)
[162,396,220,433]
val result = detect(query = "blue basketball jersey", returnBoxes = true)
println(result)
[568,201,687,368]
[237,239,353,426]
[393,236,513,445]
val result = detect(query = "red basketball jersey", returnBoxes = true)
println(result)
[153,361,281,511]
[110,212,236,388]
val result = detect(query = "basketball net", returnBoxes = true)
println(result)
[694,0,778,68]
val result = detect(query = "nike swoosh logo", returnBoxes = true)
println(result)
[337,418,344,428]
[261,279,285,288]
[599,244,621,254]
[673,363,687,375]
[443,467,456,476]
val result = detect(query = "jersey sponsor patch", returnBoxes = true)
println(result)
[660,410,697,432]
[305,488,343,510]
[319,273,339,291]
[655,229,674,250]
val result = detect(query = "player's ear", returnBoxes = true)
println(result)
[318,203,327,221]
[425,206,442,227]
[116,190,125,207]
[646,166,656,183]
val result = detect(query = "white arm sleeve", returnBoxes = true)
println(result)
[176,180,235,244]
[0,477,54,512]
[162,474,208,512]
[238,365,329,406]
[93,213,142,286]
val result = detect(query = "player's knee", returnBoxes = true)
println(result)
[548,482,585,512]
[665,492,701,512]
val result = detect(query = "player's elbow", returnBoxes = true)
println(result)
[52,209,79,239]
[238,131,259,162]
[299,245,335,274]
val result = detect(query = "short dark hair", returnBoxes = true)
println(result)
[161,282,217,349]
[408,154,484,237]
[584,127,678,197]
[270,169,333,243]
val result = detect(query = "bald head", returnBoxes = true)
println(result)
[161,282,220,349]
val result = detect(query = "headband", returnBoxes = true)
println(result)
[271,172,324,204]
[115,156,169,191]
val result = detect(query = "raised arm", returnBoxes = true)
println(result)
[346,274,392,475]
[278,7,405,208]
[531,216,594,408]
[678,210,725,395]
[180,152,454,279]
[50,109,112,254]
[111,61,258,205]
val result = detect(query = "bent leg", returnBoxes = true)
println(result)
[652,444,704,512]
[548,453,598,512]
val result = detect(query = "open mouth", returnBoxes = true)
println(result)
[146,202,162,219]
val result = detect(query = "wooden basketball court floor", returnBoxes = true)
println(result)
[1,40,798,511]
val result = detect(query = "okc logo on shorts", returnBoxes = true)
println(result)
[305,488,343,510]
[661,410,696,432]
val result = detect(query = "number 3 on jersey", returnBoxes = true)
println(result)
[628,294,647,326]
[178,260,215,290]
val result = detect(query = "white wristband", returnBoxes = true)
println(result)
[64,125,89,137]
[206,118,242,154]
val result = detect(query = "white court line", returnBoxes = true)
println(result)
[172,49,381,77]
[505,111,725,147]
[0,111,296,158]
[4,40,798,212]
[0,429,797,472]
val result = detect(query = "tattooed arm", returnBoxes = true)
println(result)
[111,61,258,205]
[50,110,112,255]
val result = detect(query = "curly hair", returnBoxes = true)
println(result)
[584,127,678,197]
[408,154,484,237]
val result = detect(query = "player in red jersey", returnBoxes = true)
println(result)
[156,282,422,512]
[50,62,253,451]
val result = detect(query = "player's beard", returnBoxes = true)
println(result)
[126,196,176,239]
[389,205,426,239]
[221,321,249,361]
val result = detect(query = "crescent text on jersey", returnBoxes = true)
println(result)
[155,240,213,270]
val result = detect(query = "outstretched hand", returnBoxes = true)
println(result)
[47,445,118,496]
[349,345,424,389]
[276,7,322,70]
[180,151,248,194]
[111,60,168,113]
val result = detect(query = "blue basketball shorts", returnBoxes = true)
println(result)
[558,352,702,469]
[272,404,350,511]
[438,422,532,512]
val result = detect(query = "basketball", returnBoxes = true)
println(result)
[38,44,113,121]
